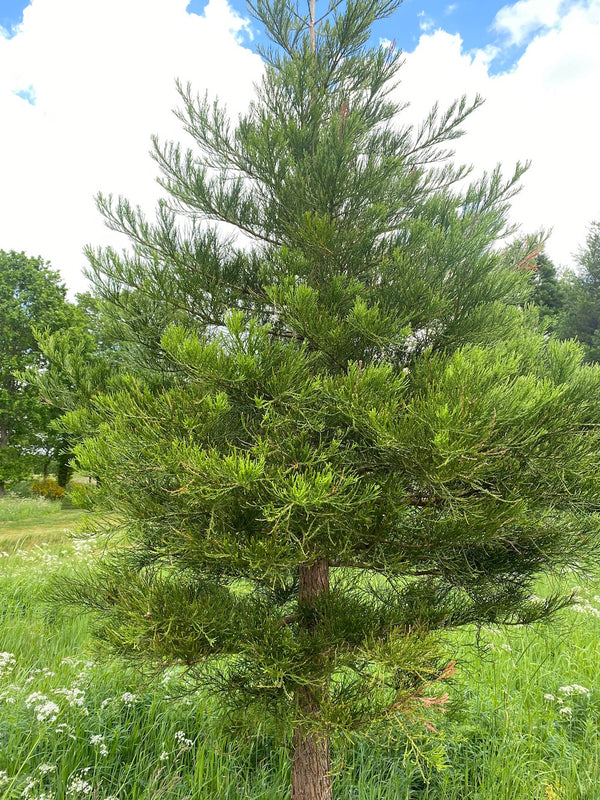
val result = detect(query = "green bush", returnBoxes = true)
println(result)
[7,479,34,498]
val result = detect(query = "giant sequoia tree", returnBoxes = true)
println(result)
[57,1,600,797]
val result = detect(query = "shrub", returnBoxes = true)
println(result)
[8,479,34,498]
[30,478,65,501]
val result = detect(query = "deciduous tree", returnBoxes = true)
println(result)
[0,251,74,494]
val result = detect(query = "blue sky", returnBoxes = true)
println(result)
[1,0,599,292]
[1,0,538,74]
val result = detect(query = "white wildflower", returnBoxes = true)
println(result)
[55,722,76,739]
[174,730,193,748]
[21,777,39,797]
[559,706,573,715]
[0,770,10,787]
[559,684,590,698]
[55,686,86,707]
[36,700,60,722]
[120,692,136,706]
[543,694,555,702]
[571,600,600,618]
[90,734,108,756]
[159,751,169,762]
[38,764,56,775]
[25,692,47,708]
[0,652,16,677]
[67,776,93,795]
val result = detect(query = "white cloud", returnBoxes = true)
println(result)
[0,0,262,293]
[0,0,599,294]
[397,0,600,270]
[493,0,568,45]
[417,10,435,33]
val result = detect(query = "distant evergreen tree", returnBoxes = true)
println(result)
[500,237,564,328]
[531,252,565,321]
[51,2,600,797]
[557,221,600,362]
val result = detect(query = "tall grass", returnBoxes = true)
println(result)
[0,496,65,523]
[1,496,600,798]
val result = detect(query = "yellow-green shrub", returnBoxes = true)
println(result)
[30,477,66,501]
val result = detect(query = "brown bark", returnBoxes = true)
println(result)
[298,560,329,608]
[291,559,332,800]
[291,709,332,800]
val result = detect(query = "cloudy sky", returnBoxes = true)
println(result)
[1,0,599,294]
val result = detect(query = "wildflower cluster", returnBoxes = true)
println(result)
[90,733,108,756]
[0,650,16,678]
[67,773,93,796]
[571,598,600,618]
[25,692,60,723]
[544,684,591,717]
[120,691,137,706]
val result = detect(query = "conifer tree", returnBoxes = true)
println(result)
[55,2,600,797]
[557,221,600,362]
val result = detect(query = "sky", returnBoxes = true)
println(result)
[1,0,599,294]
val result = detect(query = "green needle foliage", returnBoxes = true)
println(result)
[53,0,600,796]
[557,221,600,363]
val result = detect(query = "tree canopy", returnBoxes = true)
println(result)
[556,221,600,362]
[50,2,600,797]
[0,250,76,493]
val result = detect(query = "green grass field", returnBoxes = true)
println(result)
[1,495,600,799]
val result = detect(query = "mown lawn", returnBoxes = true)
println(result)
[1,495,600,799]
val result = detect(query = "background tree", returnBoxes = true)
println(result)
[53,2,600,798]
[531,251,565,320]
[500,235,564,329]
[0,251,76,494]
[556,221,600,362]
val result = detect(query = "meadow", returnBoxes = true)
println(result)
[1,495,600,799]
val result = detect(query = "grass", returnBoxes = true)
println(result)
[1,495,600,798]
[0,496,83,553]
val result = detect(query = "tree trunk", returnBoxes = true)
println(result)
[291,560,332,800]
